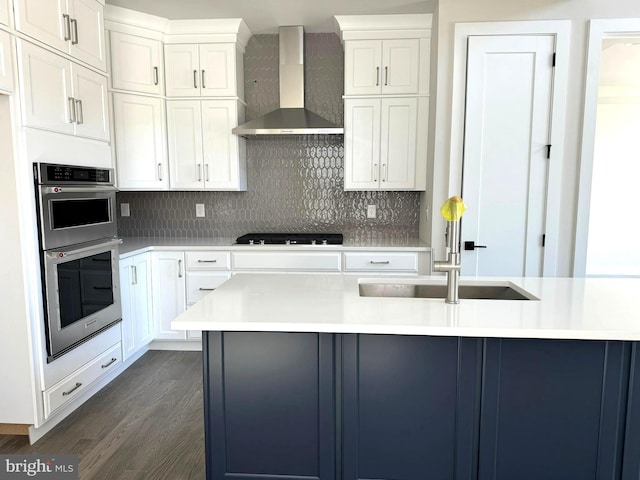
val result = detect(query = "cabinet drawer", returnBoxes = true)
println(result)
[43,342,121,418]
[232,251,342,272]
[185,251,231,270]
[343,252,418,272]
[186,271,231,304]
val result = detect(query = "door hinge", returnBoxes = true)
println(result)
[552,52,556,67]
[542,234,546,247]
[546,144,552,159]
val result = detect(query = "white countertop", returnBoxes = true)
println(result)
[119,236,430,257]
[171,274,640,341]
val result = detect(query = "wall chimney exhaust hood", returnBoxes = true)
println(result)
[232,26,344,136]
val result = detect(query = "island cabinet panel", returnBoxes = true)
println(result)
[342,334,482,480]
[479,339,630,480]
[203,332,335,480]
[623,343,640,480]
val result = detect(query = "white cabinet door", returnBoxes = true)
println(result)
[110,31,162,95]
[68,0,106,71]
[72,63,109,141]
[202,99,243,189]
[151,252,186,341]
[165,43,237,97]
[113,93,168,190]
[344,39,420,95]
[0,0,10,26]
[380,97,417,189]
[167,100,204,189]
[199,43,236,97]
[164,44,200,97]
[17,40,75,135]
[381,39,420,95]
[344,40,382,96]
[344,98,380,190]
[14,0,68,53]
[15,0,105,71]
[120,253,154,360]
[0,30,13,93]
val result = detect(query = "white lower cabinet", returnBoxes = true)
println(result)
[113,93,168,190]
[151,251,187,341]
[43,342,122,418]
[119,253,153,360]
[343,251,419,274]
[232,251,342,272]
[0,30,13,93]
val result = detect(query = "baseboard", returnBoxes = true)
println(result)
[149,340,202,351]
[0,424,30,436]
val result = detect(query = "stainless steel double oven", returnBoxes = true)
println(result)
[34,163,122,361]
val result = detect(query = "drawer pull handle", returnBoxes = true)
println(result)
[101,357,117,369]
[369,261,390,265]
[197,259,217,263]
[199,288,216,291]
[62,382,82,396]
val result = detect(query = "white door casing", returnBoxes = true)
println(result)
[461,35,554,277]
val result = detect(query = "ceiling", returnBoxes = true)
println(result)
[105,0,435,34]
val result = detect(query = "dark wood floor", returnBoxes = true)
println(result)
[0,350,205,480]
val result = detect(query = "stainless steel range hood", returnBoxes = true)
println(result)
[232,26,344,136]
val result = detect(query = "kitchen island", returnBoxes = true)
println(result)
[172,274,640,480]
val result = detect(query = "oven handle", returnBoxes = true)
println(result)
[46,238,122,259]
[41,186,118,194]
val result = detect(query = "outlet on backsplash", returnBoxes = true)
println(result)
[367,205,377,219]
[196,204,205,218]
[120,203,130,217]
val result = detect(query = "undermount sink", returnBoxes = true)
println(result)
[358,281,539,301]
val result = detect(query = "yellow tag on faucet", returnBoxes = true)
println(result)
[440,196,466,222]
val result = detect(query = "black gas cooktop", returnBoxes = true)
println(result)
[235,233,343,245]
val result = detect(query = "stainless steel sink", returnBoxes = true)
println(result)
[358,282,538,301]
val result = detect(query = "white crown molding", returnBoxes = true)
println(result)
[334,14,432,42]
[104,6,252,48]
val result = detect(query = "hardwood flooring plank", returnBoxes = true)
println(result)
[0,351,205,480]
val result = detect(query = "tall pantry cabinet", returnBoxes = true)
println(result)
[335,15,431,192]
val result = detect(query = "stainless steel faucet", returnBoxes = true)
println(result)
[433,196,466,304]
[433,220,461,304]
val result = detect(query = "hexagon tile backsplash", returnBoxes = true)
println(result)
[116,33,422,243]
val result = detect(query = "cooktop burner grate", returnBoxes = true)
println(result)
[235,233,343,245]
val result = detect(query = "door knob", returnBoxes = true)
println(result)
[464,241,487,251]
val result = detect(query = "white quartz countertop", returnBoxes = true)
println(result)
[171,274,640,341]
[119,237,430,257]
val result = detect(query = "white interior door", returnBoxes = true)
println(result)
[461,35,554,277]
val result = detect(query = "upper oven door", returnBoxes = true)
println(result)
[37,185,117,250]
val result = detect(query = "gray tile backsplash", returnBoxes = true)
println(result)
[117,33,421,242]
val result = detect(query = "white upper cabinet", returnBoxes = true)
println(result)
[17,40,109,141]
[112,92,168,190]
[0,0,10,26]
[14,0,106,71]
[344,39,420,96]
[167,99,246,190]
[344,97,418,191]
[109,31,162,95]
[164,43,237,97]
[0,30,14,93]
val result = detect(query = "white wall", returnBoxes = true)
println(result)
[423,0,640,276]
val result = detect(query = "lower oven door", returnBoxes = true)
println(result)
[43,238,122,361]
